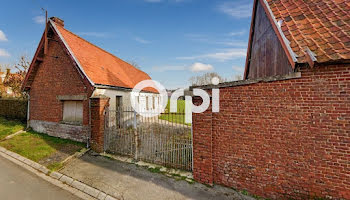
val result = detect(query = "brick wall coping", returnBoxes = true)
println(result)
[89,95,110,99]
[190,72,301,90]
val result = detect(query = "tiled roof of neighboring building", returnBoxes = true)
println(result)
[52,22,154,90]
[266,0,350,64]
[0,72,4,83]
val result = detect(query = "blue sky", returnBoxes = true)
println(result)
[0,0,253,89]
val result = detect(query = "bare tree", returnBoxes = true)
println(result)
[189,72,226,86]
[3,55,30,97]
[127,60,141,70]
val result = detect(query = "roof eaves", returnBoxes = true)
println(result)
[22,32,45,91]
[305,47,317,68]
[49,20,95,87]
[95,84,132,91]
[260,0,298,66]
[244,0,258,80]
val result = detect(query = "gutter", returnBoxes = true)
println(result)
[95,84,157,94]
[26,93,30,129]
[94,84,132,91]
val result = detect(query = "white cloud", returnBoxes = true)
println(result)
[134,37,151,44]
[0,30,8,42]
[232,65,244,73]
[229,30,246,36]
[144,0,162,2]
[216,40,247,47]
[177,48,246,62]
[0,49,10,57]
[218,2,253,18]
[190,62,213,72]
[33,16,46,24]
[152,65,187,72]
[153,62,214,72]
[78,32,110,38]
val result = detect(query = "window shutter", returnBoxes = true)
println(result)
[63,101,83,123]
[75,101,83,122]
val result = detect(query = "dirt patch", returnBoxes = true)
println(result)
[38,143,82,167]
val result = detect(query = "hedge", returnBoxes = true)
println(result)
[0,98,27,122]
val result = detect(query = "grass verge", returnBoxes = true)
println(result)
[158,100,191,126]
[0,117,25,140]
[0,130,84,171]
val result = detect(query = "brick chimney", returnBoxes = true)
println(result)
[50,17,64,27]
[6,68,10,75]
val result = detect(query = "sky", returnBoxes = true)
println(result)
[0,0,253,89]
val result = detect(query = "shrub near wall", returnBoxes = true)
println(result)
[0,98,27,122]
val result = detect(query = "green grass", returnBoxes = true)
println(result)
[148,167,162,173]
[0,117,25,140]
[47,162,64,171]
[158,100,191,126]
[0,130,84,165]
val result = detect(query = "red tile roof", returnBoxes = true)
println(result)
[266,0,350,64]
[53,22,155,90]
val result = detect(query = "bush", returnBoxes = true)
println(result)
[0,98,27,122]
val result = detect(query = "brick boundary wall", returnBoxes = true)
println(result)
[90,96,110,153]
[192,64,350,200]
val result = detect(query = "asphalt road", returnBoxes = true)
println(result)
[0,155,81,200]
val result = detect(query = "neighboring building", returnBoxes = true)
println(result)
[244,0,350,79]
[22,17,159,142]
[192,0,349,199]
[0,69,15,97]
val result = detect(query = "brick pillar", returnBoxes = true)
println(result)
[90,96,110,153]
[192,96,213,185]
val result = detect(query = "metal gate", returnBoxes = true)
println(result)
[104,107,192,171]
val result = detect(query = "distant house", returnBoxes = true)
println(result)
[0,69,15,97]
[22,17,159,142]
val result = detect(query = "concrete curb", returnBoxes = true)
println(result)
[63,148,90,164]
[0,146,118,200]
[2,130,25,141]
[100,152,193,180]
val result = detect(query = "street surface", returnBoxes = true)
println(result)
[0,155,81,200]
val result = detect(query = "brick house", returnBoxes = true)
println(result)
[22,17,159,143]
[192,0,349,199]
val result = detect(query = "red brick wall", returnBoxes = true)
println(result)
[30,34,92,124]
[193,97,213,185]
[29,34,93,141]
[193,64,350,199]
[90,97,109,153]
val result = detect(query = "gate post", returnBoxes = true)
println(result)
[90,96,110,153]
[133,110,139,160]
